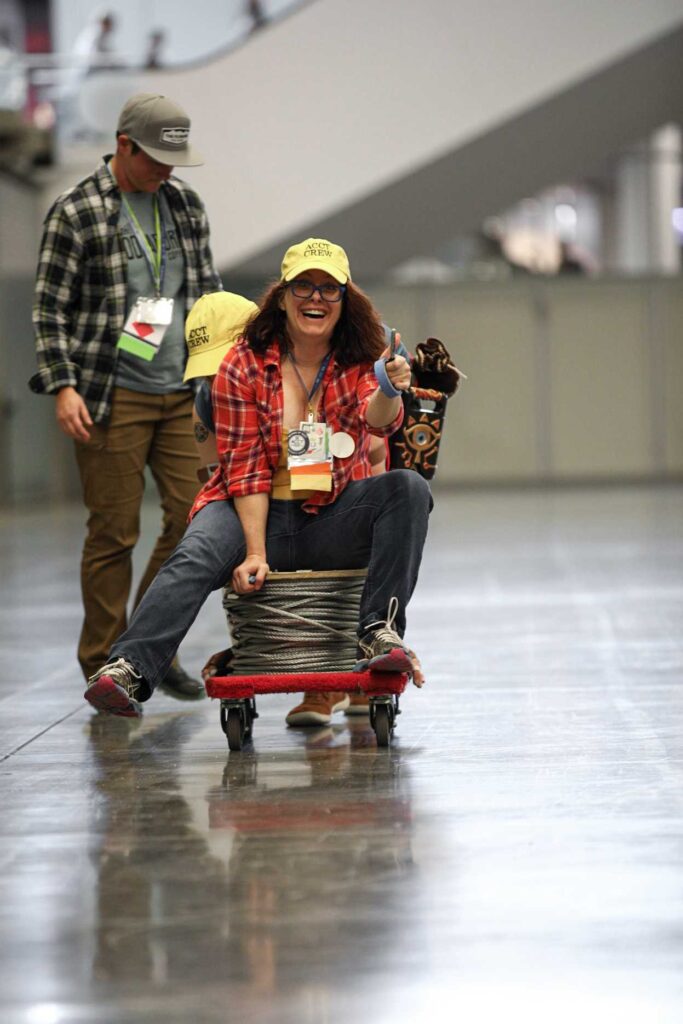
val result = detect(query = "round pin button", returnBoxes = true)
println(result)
[287,430,309,456]
[329,432,355,458]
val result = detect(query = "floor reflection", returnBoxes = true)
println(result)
[88,712,235,986]
[87,712,414,1004]
[208,720,414,997]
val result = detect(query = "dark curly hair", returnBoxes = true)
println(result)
[243,278,386,367]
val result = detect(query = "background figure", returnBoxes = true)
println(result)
[0,24,41,174]
[0,25,26,110]
[60,10,123,144]
[557,240,586,275]
[144,29,166,70]
[30,92,222,698]
[247,0,268,33]
[72,10,121,74]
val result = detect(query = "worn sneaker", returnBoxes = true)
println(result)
[344,692,370,715]
[84,658,144,718]
[158,658,204,700]
[355,596,413,673]
[286,691,350,727]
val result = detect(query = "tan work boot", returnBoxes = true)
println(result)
[344,692,370,715]
[285,691,350,726]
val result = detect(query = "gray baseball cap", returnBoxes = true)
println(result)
[117,93,204,167]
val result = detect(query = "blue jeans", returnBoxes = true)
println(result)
[109,470,432,697]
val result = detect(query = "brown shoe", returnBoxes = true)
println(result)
[158,658,204,700]
[286,691,350,727]
[344,692,370,716]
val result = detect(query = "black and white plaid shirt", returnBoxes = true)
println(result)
[30,158,222,422]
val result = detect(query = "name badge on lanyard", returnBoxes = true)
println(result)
[116,194,174,362]
[288,421,333,491]
[286,351,334,490]
[117,296,175,362]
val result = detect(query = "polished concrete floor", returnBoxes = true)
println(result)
[1,485,682,1024]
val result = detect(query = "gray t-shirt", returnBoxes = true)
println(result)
[115,188,188,393]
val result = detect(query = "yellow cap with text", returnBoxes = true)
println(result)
[184,292,258,381]
[280,238,351,284]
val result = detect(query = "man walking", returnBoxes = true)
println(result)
[30,93,222,697]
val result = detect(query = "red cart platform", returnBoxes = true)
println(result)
[206,668,409,749]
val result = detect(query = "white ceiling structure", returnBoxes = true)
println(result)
[77,0,683,280]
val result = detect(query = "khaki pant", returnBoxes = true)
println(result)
[74,387,200,680]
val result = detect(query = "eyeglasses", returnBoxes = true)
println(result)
[286,279,346,303]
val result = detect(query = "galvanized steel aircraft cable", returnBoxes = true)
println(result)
[223,571,366,674]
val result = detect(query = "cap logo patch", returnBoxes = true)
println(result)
[160,127,189,146]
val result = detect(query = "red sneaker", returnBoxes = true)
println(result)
[84,658,143,718]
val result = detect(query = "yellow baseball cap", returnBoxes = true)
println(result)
[280,238,351,284]
[184,292,258,381]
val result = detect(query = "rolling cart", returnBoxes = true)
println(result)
[206,668,408,751]
[204,568,410,751]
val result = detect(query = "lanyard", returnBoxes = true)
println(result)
[288,351,332,420]
[121,194,166,296]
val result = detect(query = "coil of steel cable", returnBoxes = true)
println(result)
[223,569,367,674]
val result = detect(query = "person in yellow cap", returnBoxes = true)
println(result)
[182,290,259,684]
[84,237,432,726]
[186,293,407,699]
[183,291,259,483]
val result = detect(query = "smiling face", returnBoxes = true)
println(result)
[112,135,174,193]
[281,269,344,348]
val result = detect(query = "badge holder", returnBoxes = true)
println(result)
[287,421,333,491]
[117,297,174,362]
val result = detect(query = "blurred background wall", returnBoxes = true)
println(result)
[1,0,681,503]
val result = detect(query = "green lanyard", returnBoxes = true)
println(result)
[121,194,164,296]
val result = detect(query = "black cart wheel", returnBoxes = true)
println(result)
[373,702,393,747]
[243,698,257,740]
[226,707,245,751]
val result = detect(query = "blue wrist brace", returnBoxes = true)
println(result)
[374,358,402,398]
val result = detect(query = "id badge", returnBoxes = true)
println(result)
[288,421,333,492]
[136,296,174,326]
[287,421,330,468]
[116,298,170,362]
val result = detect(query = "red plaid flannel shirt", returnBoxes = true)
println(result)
[190,338,403,519]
